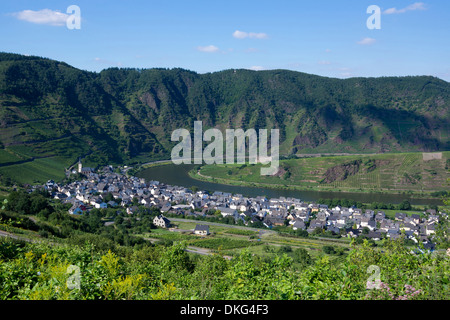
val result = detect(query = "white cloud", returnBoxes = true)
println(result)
[337,67,354,78]
[357,37,376,45]
[233,30,268,39]
[197,45,219,53]
[12,9,68,26]
[248,66,265,71]
[340,72,353,78]
[318,60,331,65]
[383,2,426,14]
[232,30,248,39]
[94,57,122,67]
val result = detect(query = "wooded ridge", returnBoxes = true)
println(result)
[1,52,449,171]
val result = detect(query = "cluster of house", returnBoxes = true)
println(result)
[36,164,444,248]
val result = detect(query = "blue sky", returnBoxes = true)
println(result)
[1,0,449,81]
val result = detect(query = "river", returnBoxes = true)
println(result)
[136,164,444,206]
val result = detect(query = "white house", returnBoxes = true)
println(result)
[217,207,238,218]
[426,224,436,236]
[153,215,171,228]
[95,202,107,209]
[194,225,210,236]
[292,220,306,231]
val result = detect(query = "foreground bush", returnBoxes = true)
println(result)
[0,237,448,300]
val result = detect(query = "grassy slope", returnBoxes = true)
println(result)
[193,151,450,195]
[0,156,70,184]
[139,219,349,264]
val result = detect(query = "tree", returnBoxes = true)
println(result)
[312,227,323,235]
[295,229,309,237]
[251,220,265,228]
[161,242,194,272]
[103,192,114,203]
[322,245,336,255]
[5,191,29,214]
[30,195,51,215]
[15,196,32,215]
[82,211,103,232]
[398,200,411,211]
[278,245,292,254]
[341,199,354,208]
[292,248,313,266]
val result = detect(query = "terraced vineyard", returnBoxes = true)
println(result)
[140,218,348,263]
[0,133,89,184]
[0,156,72,184]
[195,152,450,195]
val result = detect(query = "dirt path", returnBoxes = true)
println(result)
[144,236,232,259]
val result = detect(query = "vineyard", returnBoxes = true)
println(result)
[0,234,448,300]
[196,152,450,195]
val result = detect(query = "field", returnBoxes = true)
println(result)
[0,133,91,184]
[0,156,71,184]
[140,218,352,266]
[192,151,450,196]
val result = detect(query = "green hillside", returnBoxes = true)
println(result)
[1,52,450,184]
[194,152,450,195]
[0,189,448,301]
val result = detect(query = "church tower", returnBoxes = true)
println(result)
[78,158,82,173]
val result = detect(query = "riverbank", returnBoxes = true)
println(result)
[188,151,449,200]
[134,162,446,206]
[189,167,446,200]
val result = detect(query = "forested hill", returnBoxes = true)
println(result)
[1,52,449,170]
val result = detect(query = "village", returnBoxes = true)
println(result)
[35,161,444,250]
